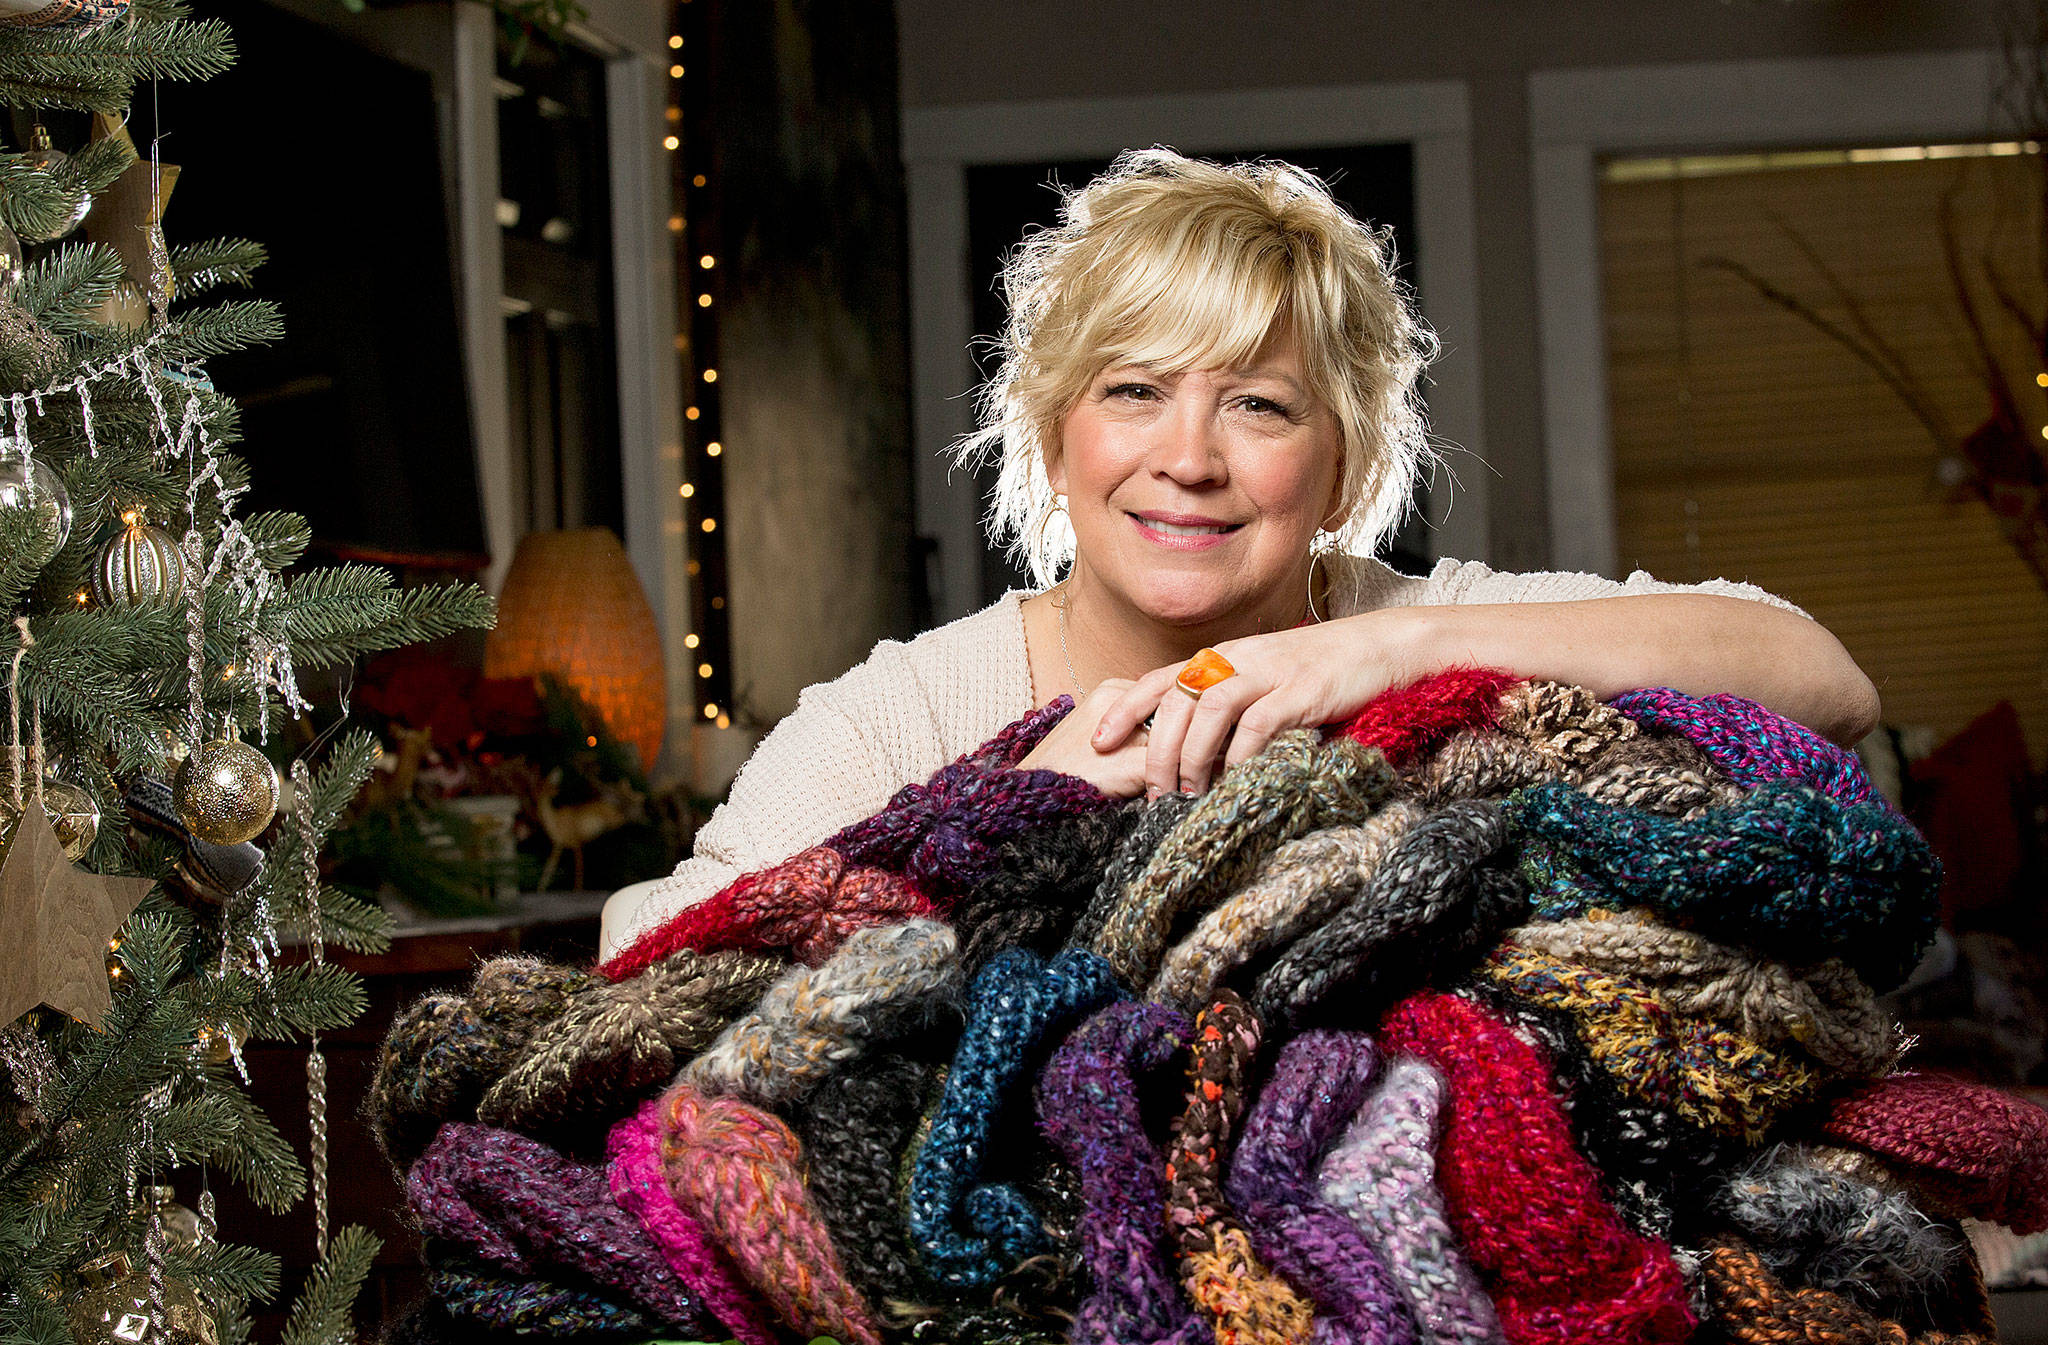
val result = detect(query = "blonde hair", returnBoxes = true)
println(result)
[957,148,1439,588]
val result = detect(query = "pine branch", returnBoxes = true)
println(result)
[243,510,311,573]
[167,1239,280,1314]
[279,567,495,670]
[278,1225,379,1345]
[0,133,131,245]
[0,18,235,113]
[0,508,58,612]
[161,299,283,361]
[19,243,125,337]
[170,238,265,296]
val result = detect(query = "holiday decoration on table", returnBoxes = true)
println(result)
[368,675,2040,1345]
[0,10,495,1342]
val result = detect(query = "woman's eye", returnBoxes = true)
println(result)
[1240,396,1291,417]
[1107,382,1157,401]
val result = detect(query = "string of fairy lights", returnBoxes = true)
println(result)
[668,0,731,730]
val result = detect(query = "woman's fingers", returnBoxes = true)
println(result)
[1178,675,1261,793]
[1144,678,1199,799]
[1091,669,1176,749]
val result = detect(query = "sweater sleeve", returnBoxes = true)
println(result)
[1418,557,1811,618]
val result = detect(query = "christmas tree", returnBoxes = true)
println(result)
[0,4,495,1342]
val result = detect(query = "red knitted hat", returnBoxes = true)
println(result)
[1335,667,1521,766]
[1821,1072,2048,1235]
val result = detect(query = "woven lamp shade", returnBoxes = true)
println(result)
[484,528,667,774]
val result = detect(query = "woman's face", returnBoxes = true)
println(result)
[1049,326,1343,628]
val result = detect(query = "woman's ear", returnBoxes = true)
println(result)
[1044,439,1068,496]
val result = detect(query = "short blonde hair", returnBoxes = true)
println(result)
[958,148,1439,588]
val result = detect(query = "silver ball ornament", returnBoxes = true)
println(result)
[90,515,184,608]
[173,738,279,846]
[0,451,70,552]
[0,219,21,303]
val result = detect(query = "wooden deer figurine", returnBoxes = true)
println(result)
[535,769,645,891]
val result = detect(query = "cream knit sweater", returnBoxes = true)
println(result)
[602,554,1805,954]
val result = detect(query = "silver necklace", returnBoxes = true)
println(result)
[1055,582,1084,697]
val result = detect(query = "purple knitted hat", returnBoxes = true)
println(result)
[1606,687,1877,807]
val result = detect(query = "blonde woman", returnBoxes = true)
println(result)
[601,149,1877,957]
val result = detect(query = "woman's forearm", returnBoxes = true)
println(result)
[1387,595,1881,747]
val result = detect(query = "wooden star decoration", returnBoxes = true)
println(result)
[0,800,154,1029]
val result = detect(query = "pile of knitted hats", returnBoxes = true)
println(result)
[367,669,2048,1345]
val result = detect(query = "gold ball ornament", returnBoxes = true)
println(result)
[172,739,278,846]
[66,1251,217,1345]
[0,776,99,861]
[90,515,184,608]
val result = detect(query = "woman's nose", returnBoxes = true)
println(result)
[1147,402,1228,486]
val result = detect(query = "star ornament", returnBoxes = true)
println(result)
[0,800,153,1029]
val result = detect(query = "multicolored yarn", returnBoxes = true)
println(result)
[1150,801,1424,1013]
[423,1259,653,1338]
[1508,781,1940,989]
[908,945,1123,1286]
[1317,1056,1504,1345]
[368,957,592,1165]
[796,1052,935,1302]
[405,1122,715,1333]
[1413,712,1735,819]
[1336,668,1521,766]
[1036,1000,1209,1345]
[604,1097,782,1345]
[1573,733,1743,818]
[1068,792,1197,951]
[602,845,938,981]
[1253,800,1525,1028]
[1608,687,1877,807]
[1226,1029,1417,1345]
[682,918,960,1107]
[958,807,1142,975]
[1820,1073,2048,1234]
[660,1081,881,1345]
[478,947,784,1137]
[1163,991,1315,1345]
[1093,729,1397,985]
[1481,941,1820,1144]
[1708,1146,1968,1323]
[1377,992,1694,1345]
[1696,1234,1992,1344]
[1506,908,1896,1078]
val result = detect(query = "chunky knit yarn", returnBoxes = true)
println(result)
[1069,792,1198,951]
[604,1097,780,1345]
[797,1052,936,1303]
[1164,992,1315,1345]
[423,1259,652,1338]
[1708,1146,1968,1323]
[683,918,960,1107]
[1227,1029,1417,1345]
[369,958,592,1166]
[1494,681,1640,770]
[958,807,1142,976]
[661,1082,880,1345]
[909,945,1123,1286]
[1506,908,1895,1078]
[1150,801,1424,1013]
[1377,992,1694,1345]
[478,948,783,1137]
[1508,781,1940,989]
[1337,668,1520,766]
[1253,800,1526,1029]
[406,1122,715,1333]
[1609,687,1876,806]
[1036,1000,1209,1345]
[1093,729,1397,986]
[601,844,938,981]
[1318,1056,1504,1345]
[1820,1073,2048,1234]
[1481,941,1821,1144]
[1574,733,1742,818]
[1696,1234,1992,1345]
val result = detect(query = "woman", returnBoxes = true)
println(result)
[601,150,1877,958]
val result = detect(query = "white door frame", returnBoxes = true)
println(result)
[903,82,1486,622]
[1529,48,2000,576]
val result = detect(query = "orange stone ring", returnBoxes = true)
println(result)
[1175,647,1237,699]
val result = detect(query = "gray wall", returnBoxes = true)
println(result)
[896,0,2008,571]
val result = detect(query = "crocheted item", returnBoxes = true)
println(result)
[1481,941,1821,1144]
[1337,667,1521,766]
[957,806,1142,975]
[1093,729,1397,986]
[908,945,1123,1286]
[827,700,1114,894]
[1068,791,1197,951]
[1036,1000,1209,1345]
[1709,1146,1968,1324]
[1226,1029,1418,1345]
[1150,801,1424,1013]
[1506,908,1896,1078]
[368,957,592,1166]
[660,1082,881,1345]
[1696,1234,1992,1344]
[1163,991,1315,1345]
[1318,1055,1505,1345]
[1821,1073,2048,1234]
[1508,781,1940,989]
[1377,992,1694,1345]
[1609,687,1877,806]
[1253,799,1526,1028]
[682,918,960,1107]
[425,1259,652,1338]
[406,1122,714,1333]
[478,948,783,1137]
[604,1097,781,1345]
[601,844,938,982]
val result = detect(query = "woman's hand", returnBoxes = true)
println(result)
[1090,611,1426,798]
[1017,680,1158,798]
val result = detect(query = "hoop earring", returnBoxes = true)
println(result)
[1032,499,1071,580]
[1306,532,1335,624]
